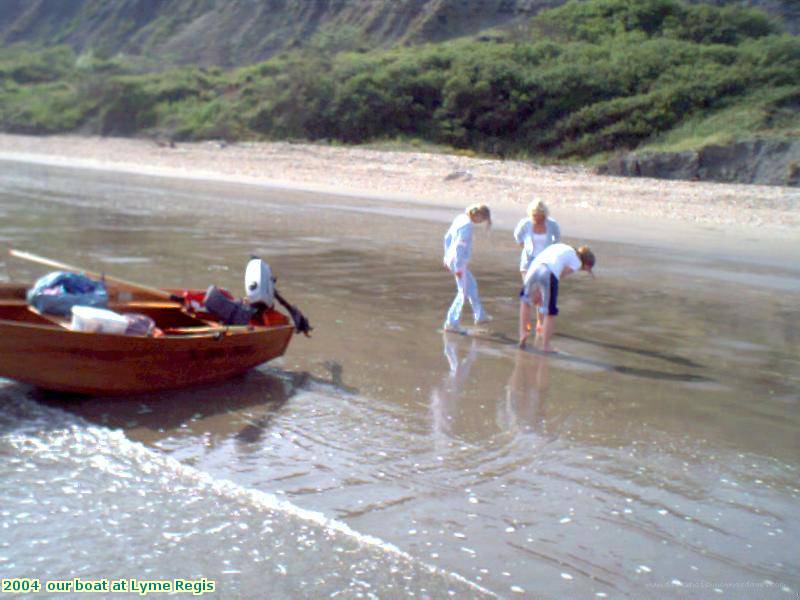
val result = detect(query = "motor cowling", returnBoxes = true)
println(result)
[245,258,275,308]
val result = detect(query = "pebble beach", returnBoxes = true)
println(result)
[0,134,797,235]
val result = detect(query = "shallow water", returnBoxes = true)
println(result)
[1,159,799,598]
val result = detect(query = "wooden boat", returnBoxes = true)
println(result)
[0,275,296,396]
[0,281,295,395]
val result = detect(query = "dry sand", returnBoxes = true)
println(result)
[1,133,798,244]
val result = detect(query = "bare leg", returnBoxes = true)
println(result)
[518,302,532,348]
[540,315,557,352]
[532,289,543,335]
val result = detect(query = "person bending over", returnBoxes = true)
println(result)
[513,200,561,336]
[519,243,594,352]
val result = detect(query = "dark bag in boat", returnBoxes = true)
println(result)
[123,313,156,336]
[27,271,109,316]
[203,285,254,325]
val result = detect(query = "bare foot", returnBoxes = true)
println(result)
[541,345,558,354]
[518,336,528,349]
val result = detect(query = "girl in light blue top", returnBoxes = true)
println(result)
[513,200,560,280]
[443,204,491,333]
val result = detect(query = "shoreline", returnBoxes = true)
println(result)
[1,133,798,264]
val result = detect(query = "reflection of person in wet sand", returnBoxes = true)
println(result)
[501,350,550,435]
[430,333,480,439]
[519,243,595,352]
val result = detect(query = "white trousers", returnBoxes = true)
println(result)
[445,269,486,328]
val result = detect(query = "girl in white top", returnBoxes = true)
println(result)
[513,200,560,280]
[443,204,491,332]
[519,243,595,352]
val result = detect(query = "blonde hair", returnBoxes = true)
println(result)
[576,245,595,269]
[466,204,492,225]
[528,200,549,218]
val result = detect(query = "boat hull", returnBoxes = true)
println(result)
[0,319,294,395]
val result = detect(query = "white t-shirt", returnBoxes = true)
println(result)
[525,243,581,282]
[513,217,560,272]
[532,232,549,257]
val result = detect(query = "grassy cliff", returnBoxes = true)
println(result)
[0,0,797,167]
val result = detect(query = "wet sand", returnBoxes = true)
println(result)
[1,158,799,597]
[0,133,798,267]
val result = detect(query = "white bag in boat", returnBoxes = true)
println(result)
[71,305,129,334]
[245,258,275,308]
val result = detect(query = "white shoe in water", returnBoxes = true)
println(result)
[443,324,468,334]
[474,314,493,325]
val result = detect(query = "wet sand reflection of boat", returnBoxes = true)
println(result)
[0,281,295,396]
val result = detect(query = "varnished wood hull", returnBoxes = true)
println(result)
[0,282,294,395]
[0,319,294,395]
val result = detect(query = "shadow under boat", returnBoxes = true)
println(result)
[3,360,358,444]
[24,368,295,434]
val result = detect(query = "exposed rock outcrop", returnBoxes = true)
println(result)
[0,0,554,68]
[596,139,800,186]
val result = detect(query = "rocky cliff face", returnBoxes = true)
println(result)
[0,0,555,67]
[0,0,795,68]
[597,140,800,187]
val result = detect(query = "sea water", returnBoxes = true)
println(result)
[1,159,798,598]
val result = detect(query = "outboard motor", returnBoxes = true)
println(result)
[245,257,275,309]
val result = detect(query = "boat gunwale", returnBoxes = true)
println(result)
[0,316,295,339]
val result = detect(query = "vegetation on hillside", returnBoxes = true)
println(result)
[0,0,798,161]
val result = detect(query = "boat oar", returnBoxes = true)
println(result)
[7,248,176,301]
[274,289,312,337]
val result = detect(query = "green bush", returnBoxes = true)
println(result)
[669,4,777,45]
[532,0,687,42]
[0,0,795,160]
[0,45,76,84]
[96,78,157,135]
[0,81,85,134]
[533,0,779,44]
